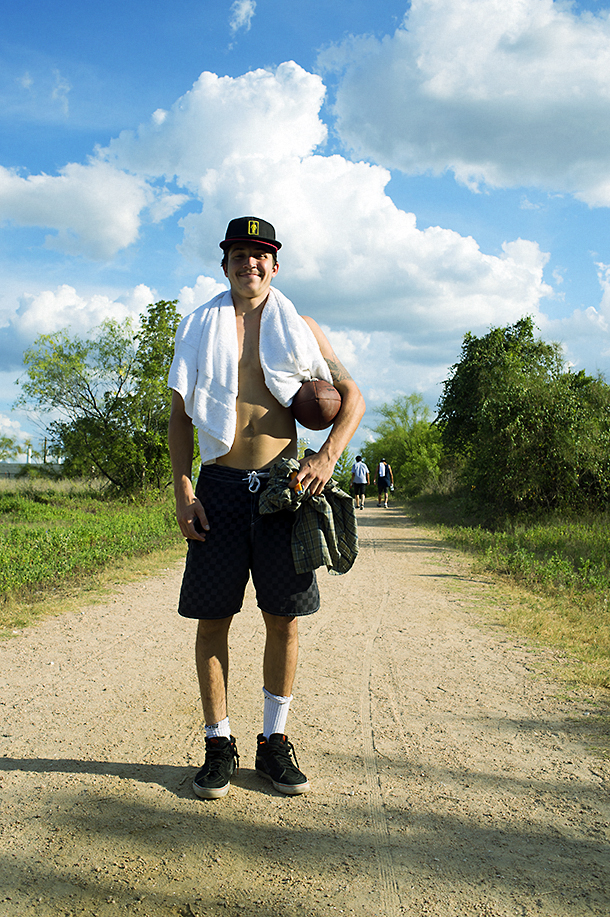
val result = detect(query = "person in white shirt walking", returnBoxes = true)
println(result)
[350,455,370,509]
[375,459,393,507]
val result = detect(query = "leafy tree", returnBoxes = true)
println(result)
[362,394,442,496]
[332,446,355,493]
[0,435,19,461]
[134,300,182,432]
[437,318,610,512]
[437,317,561,456]
[16,301,181,493]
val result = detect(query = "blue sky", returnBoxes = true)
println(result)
[2,0,610,456]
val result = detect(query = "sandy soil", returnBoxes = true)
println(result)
[1,504,609,917]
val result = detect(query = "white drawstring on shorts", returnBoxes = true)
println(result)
[244,470,269,492]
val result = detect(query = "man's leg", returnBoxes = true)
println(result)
[252,499,317,795]
[195,616,233,725]
[183,466,250,799]
[256,610,309,794]
[192,616,239,800]
[261,610,298,698]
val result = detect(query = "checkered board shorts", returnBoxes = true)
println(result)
[178,463,320,620]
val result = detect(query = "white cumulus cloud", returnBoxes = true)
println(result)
[0,161,153,259]
[0,412,24,438]
[96,60,556,379]
[321,0,610,206]
[102,61,552,340]
[103,63,327,190]
[7,283,156,346]
[178,150,552,342]
[229,0,256,35]
[0,155,187,260]
[178,275,227,314]
[0,282,158,373]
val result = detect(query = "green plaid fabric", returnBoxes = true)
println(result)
[258,458,359,575]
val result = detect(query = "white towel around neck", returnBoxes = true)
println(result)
[167,287,333,463]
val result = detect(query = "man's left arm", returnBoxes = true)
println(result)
[294,316,366,495]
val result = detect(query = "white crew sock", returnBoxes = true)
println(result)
[262,687,292,738]
[205,716,231,739]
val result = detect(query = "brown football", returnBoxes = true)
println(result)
[291,379,342,430]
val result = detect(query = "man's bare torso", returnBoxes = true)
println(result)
[215,304,297,471]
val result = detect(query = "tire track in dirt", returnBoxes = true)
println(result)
[351,518,404,915]
[360,584,403,916]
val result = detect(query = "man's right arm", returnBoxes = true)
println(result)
[168,390,209,541]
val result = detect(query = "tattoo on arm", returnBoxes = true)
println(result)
[326,357,353,384]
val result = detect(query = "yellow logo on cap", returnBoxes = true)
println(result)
[248,220,259,236]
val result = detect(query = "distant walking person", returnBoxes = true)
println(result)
[350,455,370,509]
[375,459,393,507]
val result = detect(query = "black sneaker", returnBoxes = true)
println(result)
[193,736,239,799]
[255,733,310,795]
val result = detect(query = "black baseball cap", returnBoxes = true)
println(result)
[219,216,282,253]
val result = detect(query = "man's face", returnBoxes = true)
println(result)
[223,243,279,300]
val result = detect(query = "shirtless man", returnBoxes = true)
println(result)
[168,217,365,799]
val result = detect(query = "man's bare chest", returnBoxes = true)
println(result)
[236,313,263,376]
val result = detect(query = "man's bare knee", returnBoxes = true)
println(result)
[197,616,232,644]
[262,611,297,635]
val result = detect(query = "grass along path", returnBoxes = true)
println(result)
[0,479,182,632]
[408,496,610,691]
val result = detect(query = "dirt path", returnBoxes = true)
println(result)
[1,505,609,917]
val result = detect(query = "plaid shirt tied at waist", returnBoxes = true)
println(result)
[257,458,359,575]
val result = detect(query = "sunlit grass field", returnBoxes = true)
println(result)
[0,478,181,624]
